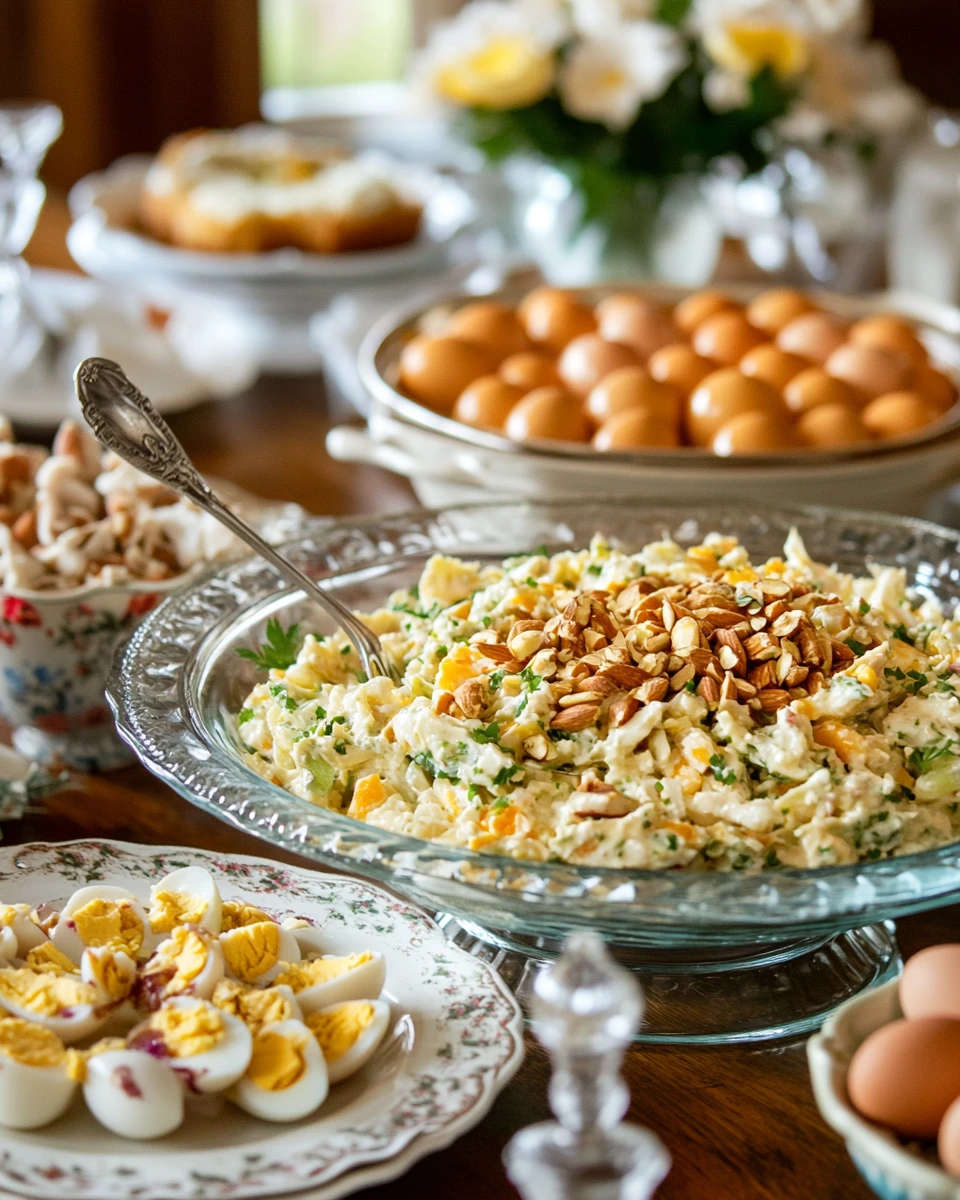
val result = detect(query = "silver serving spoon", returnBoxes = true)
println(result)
[74,356,400,684]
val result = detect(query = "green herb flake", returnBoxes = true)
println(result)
[471,722,501,745]
[236,618,302,672]
[238,707,254,725]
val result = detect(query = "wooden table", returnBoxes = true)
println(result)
[6,375,956,1200]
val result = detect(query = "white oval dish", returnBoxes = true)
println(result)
[808,977,960,1200]
[0,839,524,1200]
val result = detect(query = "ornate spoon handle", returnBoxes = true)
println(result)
[74,357,398,683]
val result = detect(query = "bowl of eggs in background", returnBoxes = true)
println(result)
[808,946,960,1200]
[331,279,960,516]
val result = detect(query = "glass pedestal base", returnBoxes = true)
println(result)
[438,917,901,1045]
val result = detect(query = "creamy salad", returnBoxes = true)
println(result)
[237,532,960,872]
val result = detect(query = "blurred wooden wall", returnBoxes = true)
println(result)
[0,0,958,191]
[0,0,260,189]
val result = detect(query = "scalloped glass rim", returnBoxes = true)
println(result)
[107,500,960,947]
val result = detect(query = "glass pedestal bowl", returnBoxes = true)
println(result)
[107,502,960,1044]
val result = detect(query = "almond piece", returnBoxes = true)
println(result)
[636,676,669,704]
[616,582,643,614]
[748,661,777,689]
[688,648,723,681]
[720,671,738,702]
[697,676,720,707]
[670,662,696,690]
[508,628,546,661]
[713,628,747,675]
[758,688,791,713]
[734,677,758,699]
[559,690,603,706]
[644,631,672,653]
[807,669,826,694]
[453,679,487,719]
[582,628,608,652]
[433,690,455,716]
[598,663,652,689]
[478,642,514,663]
[579,674,621,697]
[695,607,746,629]
[770,610,805,639]
[570,788,638,819]
[760,580,792,599]
[523,734,550,761]
[831,640,857,665]
[550,703,600,732]
[608,695,638,727]
[797,625,824,665]
[743,631,780,661]
[784,665,809,687]
[11,509,37,548]
[763,599,789,622]
[662,600,676,632]
[670,616,701,654]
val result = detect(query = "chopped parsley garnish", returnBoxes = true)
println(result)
[908,742,956,775]
[340,644,352,656]
[525,576,538,588]
[481,617,492,628]
[708,753,737,785]
[891,624,914,645]
[410,750,458,782]
[467,784,481,803]
[547,729,571,742]
[665,834,679,851]
[283,696,298,712]
[391,601,438,620]
[490,797,511,813]
[905,670,928,695]
[586,564,602,576]
[520,666,541,691]
[236,618,301,671]
[492,764,522,786]
[654,781,663,792]
[333,740,347,755]
[238,707,253,725]
[269,684,285,697]
[858,599,870,615]
[355,671,368,684]
[488,670,506,690]
[684,679,697,693]
[765,849,781,868]
[471,722,501,745]
[846,638,867,657]
[515,696,529,716]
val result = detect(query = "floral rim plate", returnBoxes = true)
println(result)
[0,840,524,1200]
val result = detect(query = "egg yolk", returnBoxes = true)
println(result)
[306,1001,375,1061]
[70,899,144,957]
[148,1004,225,1057]
[150,890,210,934]
[219,902,273,932]
[86,950,137,1002]
[247,1029,308,1092]
[0,969,98,1016]
[212,980,296,1033]
[0,903,33,928]
[25,943,79,975]
[146,927,210,994]
[221,922,282,982]
[0,1016,66,1067]
[275,952,373,993]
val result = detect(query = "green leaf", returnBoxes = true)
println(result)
[891,624,914,645]
[908,741,955,774]
[655,0,693,23]
[520,666,541,692]
[471,722,501,745]
[489,670,506,690]
[236,618,302,672]
[846,639,867,657]
[492,764,522,787]
[238,707,254,725]
[305,755,335,795]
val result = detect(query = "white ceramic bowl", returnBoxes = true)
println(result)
[332,282,960,515]
[808,979,960,1200]
[67,155,480,373]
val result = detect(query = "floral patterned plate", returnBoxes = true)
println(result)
[0,840,524,1200]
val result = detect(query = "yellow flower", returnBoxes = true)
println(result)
[435,36,554,109]
[705,22,810,79]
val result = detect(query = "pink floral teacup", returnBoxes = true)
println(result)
[0,575,193,771]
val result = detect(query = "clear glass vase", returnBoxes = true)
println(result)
[507,160,722,286]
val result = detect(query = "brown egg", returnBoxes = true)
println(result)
[777,312,848,364]
[739,344,808,391]
[746,288,815,336]
[847,1017,960,1139]
[648,344,715,396]
[862,391,943,440]
[692,311,766,366]
[784,368,865,414]
[825,344,914,401]
[399,335,498,413]
[914,362,957,412]
[849,314,928,369]
[712,411,798,455]
[596,294,678,359]
[938,1092,960,1177]
[686,369,785,446]
[901,945,960,1022]
[593,409,679,450]
[797,403,872,447]
[504,386,589,444]
[447,302,530,361]
[518,287,596,353]
[673,290,737,335]
[453,376,524,431]
[499,351,560,391]
[586,367,682,426]
[557,334,639,397]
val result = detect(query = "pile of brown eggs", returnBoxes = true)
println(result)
[395,286,958,454]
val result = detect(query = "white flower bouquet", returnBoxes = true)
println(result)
[416,0,919,274]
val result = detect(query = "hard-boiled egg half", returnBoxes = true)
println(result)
[129,997,252,1093]
[81,945,138,1005]
[149,867,222,937]
[0,904,48,956]
[140,925,224,1006]
[305,999,391,1084]
[82,1047,184,1139]
[230,1018,328,1122]
[274,952,385,1016]
[212,979,302,1034]
[51,886,150,965]
[220,901,274,931]
[0,1016,81,1128]
[0,963,109,1043]
[219,921,300,986]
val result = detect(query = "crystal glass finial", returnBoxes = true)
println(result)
[504,933,670,1200]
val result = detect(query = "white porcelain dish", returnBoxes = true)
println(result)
[0,839,524,1200]
[333,282,960,515]
[808,978,960,1200]
[67,156,479,373]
